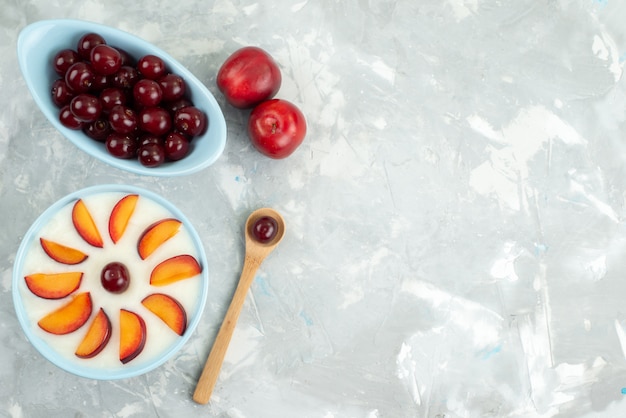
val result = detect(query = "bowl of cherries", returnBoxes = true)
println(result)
[17,19,227,176]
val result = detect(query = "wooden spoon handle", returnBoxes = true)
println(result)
[192,256,261,404]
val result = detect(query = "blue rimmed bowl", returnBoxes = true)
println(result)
[17,19,227,177]
[12,184,209,380]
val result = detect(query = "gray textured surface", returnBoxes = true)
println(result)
[3,0,626,417]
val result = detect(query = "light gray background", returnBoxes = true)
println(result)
[3,0,626,417]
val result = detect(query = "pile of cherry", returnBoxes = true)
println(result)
[51,32,207,167]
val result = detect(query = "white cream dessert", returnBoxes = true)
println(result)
[18,191,203,371]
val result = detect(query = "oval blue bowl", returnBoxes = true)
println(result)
[12,184,209,380]
[17,19,226,177]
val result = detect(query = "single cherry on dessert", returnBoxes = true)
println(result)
[101,261,130,293]
[251,216,278,244]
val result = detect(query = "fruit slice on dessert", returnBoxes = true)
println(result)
[72,199,104,248]
[38,292,92,335]
[137,218,182,260]
[109,194,139,244]
[142,293,187,336]
[24,271,83,299]
[150,254,202,286]
[40,238,88,265]
[119,309,147,364]
[75,308,112,358]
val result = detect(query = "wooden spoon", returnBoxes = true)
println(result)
[193,208,285,404]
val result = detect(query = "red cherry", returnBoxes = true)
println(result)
[90,44,122,76]
[174,106,207,137]
[251,216,278,243]
[101,262,130,293]
[164,131,190,161]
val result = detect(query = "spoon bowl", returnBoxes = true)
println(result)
[244,208,286,256]
[17,19,227,177]
[193,208,285,404]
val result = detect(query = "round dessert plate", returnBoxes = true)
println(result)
[12,184,209,380]
[17,19,227,177]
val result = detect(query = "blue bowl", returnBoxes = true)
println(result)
[12,184,209,380]
[17,19,226,177]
